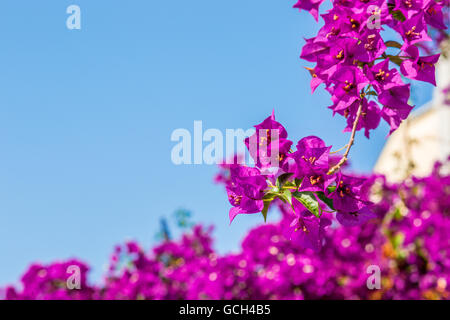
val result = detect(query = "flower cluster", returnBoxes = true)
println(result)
[2,260,96,300]
[3,159,449,300]
[295,0,448,134]
[222,111,375,251]
[217,2,449,252]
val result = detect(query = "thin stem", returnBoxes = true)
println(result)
[327,100,364,175]
[330,143,349,154]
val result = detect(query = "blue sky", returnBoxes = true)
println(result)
[0,1,433,286]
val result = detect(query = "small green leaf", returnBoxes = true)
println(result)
[392,232,405,250]
[276,173,294,189]
[293,191,320,218]
[282,189,293,206]
[261,200,271,222]
[316,192,335,211]
[384,40,402,49]
[391,10,406,22]
[389,56,404,66]
[263,191,279,200]
[393,207,403,220]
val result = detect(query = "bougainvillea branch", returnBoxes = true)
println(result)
[327,99,364,175]
[220,1,448,251]
[220,111,378,251]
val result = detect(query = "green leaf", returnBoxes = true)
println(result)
[389,56,404,66]
[393,207,403,220]
[391,10,406,22]
[293,191,320,218]
[261,200,271,222]
[282,189,293,206]
[384,40,402,49]
[392,232,405,250]
[276,173,293,189]
[263,192,278,201]
[316,192,335,211]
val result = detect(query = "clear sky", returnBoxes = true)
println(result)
[0,1,433,286]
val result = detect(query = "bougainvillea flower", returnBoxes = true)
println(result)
[365,58,404,93]
[299,171,336,193]
[227,165,267,223]
[354,30,386,62]
[229,166,267,200]
[285,199,331,251]
[381,103,414,134]
[305,67,326,93]
[245,111,292,170]
[400,45,440,86]
[316,6,365,41]
[293,0,326,21]
[316,38,359,77]
[341,99,381,138]
[328,173,372,214]
[378,84,413,133]
[358,0,392,27]
[300,38,330,62]
[245,111,288,145]
[378,84,411,108]
[336,206,377,227]
[292,136,331,178]
[394,0,424,19]
[424,0,447,30]
[328,66,369,113]
[227,186,265,223]
[329,8,358,34]
[397,13,432,48]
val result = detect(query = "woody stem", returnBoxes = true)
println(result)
[327,100,364,175]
